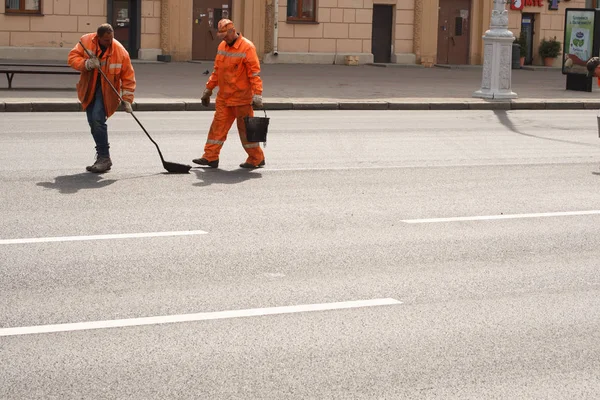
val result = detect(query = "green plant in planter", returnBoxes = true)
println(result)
[539,36,561,59]
[518,30,527,58]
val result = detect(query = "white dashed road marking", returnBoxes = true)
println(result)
[0,298,402,337]
[0,230,208,245]
[401,210,600,224]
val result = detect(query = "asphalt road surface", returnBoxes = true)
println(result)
[1,110,600,399]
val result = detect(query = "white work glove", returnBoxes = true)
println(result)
[85,57,101,70]
[123,101,133,113]
[252,94,263,108]
[201,88,212,107]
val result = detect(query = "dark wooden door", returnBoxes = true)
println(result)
[521,13,535,65]
[371,5,393,63]
[437,0,471,64]
[192,0,231,60]
[110,0,140,58]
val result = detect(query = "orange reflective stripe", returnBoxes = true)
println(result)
[217,50,246,58]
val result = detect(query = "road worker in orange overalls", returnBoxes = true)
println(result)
[68,23,136,173]
[192,19,265,169]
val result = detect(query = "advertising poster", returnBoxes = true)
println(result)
[563,10,595,75]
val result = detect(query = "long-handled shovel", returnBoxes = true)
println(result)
[78,40,191,174]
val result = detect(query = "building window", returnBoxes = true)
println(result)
[6,0,41,13]
[287,0,316,22]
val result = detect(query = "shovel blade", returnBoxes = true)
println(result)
[163,161,192,174]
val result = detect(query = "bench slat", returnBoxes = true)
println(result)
[2,70,79,89]
[1,70,79,74]
[0,63,72,68]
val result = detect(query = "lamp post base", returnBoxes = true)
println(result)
[473,35,518,100]
[473,89,518,100]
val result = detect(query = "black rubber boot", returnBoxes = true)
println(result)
[239,159,265,169]
[192,158,219,168]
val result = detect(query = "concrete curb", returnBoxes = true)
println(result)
[3,99,600,112]
[31,101,81,112]
[6,101,34,112]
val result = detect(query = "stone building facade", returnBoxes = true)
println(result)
[0,0,592,66]
[261,0,588,66]
[0,0,265,61]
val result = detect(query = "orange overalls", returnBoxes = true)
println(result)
[202,34,264,165]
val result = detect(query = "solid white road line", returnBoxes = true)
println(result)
[401,210,600,224]
[0,298,402,337]
[251,160,599,173]
[0,230,208,245]
[262,162,575,172]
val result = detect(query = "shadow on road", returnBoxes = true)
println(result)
[493,110,527,135]
[37,173,117,194]
[37,172,165,194]
[193,168,262,187]
[494,110,600,149]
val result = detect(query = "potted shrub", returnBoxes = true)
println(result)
[539,37,561,67]
[517,30,527,66]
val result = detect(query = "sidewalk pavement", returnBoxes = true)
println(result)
[2,61,600,112]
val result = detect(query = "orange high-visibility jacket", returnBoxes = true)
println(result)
[68,33,136,118]
[206,34,263,106]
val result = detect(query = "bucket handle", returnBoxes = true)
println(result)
[254,107,267,118]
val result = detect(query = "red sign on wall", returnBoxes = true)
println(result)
[511,0,524,10]
[511,0,545,8]
[525,0,544,6]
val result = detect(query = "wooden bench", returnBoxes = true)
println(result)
[0,63,79,89]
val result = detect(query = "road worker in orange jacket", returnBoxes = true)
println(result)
[68,23,136,173]
[192,19,265,169]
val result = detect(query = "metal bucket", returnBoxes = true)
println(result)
[244,109,269,143]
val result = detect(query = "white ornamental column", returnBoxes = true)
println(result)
[473,0,518,99]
